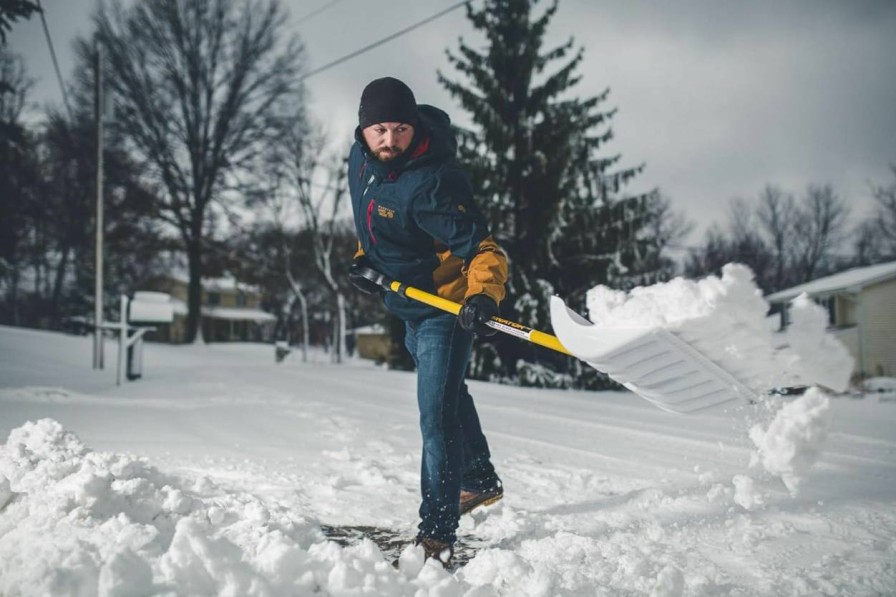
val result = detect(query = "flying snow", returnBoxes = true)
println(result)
[585,263,852,394]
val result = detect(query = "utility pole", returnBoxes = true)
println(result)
[93,40,105,369]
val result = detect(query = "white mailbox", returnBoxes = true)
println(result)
[129,291,174,324]
[106,292,175,384]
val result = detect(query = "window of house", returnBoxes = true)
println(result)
[837,296,858,327]
[207,292,220,306]
[236,292,247,307]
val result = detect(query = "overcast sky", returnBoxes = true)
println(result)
[8,0,896,243]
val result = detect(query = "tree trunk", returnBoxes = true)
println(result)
[9,267,20,325]
[320,265,345,364]
[186,238,204,344]
[335,291,346,364]
[299,292,309,363]
[286,272,309,363]
[49,245,71,328]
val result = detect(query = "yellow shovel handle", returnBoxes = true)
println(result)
[386,280,573,357]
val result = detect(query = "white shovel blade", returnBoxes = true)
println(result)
[549,296,758,414]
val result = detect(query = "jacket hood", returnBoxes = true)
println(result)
[354,104,456,174]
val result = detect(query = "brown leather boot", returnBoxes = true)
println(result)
[459,486,504,515]
[415,536,454,567]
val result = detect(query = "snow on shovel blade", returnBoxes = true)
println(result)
[549,296,758,414]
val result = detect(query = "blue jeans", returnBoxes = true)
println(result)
[404,313,501,544]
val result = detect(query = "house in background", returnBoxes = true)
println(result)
[139,274,275,343]
[349,323,392,363]
[765,260,896,380]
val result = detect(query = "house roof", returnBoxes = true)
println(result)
[349,324,387,335]
[155,272,260,294]
[202,306,276,322]
[162,298,274,322]
[766,260,896,303]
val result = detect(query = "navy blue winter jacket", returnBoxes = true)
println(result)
[349,105,507,322]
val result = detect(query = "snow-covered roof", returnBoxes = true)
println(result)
[156,272,260,294]
[765,261,896,303]
[349,324,387,335]
[203,277,259,294]
[154,298,274,322]
[133,291,171,303]
[201,306,276,322]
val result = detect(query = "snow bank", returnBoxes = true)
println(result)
[0,419,457,597]
[863,377,896,394]
[585,264,852,394]
[2,418,816,597]
[748,388,832,494]
[1,418,727,596]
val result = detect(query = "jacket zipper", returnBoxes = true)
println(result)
[363,173,377,245]
[366,198,377,244]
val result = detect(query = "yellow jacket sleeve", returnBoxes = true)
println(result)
[463,236,508,304]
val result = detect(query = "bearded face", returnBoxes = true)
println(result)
[362,122,415,162]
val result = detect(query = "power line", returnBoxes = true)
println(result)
[35,0,72,119]
[300,0,469,81]
[296,0,344,25]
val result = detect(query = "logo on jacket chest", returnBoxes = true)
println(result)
[377,205,396,219]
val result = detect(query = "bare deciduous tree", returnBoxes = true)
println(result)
[248,126,312,361]
[253,117,351,362]
[96,0,305,342]
[756,185,796,289]
[793,184,849,281]
[871,165,896,258]
[0,48,36,325]
[852,219,884,266]
[645,192,693,252]
[725,197,755,244]
[689,184,850,292]
[283,126,350,364]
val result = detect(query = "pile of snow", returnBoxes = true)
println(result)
[748,388,832,494]
[863,377,896,395]
[585,264,853,394]
[0,419,459,596]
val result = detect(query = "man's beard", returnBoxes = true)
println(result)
[375,146,405,162]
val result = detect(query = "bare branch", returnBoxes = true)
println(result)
[95,0,307,342]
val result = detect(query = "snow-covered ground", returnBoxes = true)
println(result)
[1,324,895,596]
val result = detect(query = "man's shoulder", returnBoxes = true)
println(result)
[404,160,464,192]
[402,163,472,215]
[348,141,364,163]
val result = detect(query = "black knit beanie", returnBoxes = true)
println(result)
[358,77,418,129]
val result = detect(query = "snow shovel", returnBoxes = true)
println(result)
[549,297,758,414]
[355,267,758,414]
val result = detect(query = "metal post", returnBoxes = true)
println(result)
[93,41,105,369]
[117,295,127,386]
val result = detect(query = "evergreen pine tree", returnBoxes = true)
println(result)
[0,0,40,45]
[439,0,663,387]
